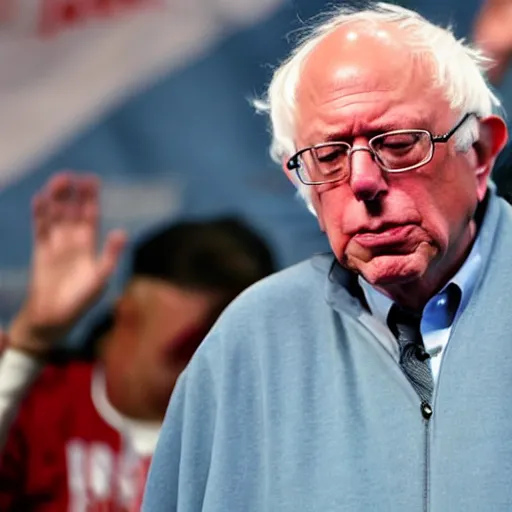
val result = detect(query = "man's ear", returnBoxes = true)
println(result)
[473,115,508,200]
[281,157,298,185]
[281,158,326,231]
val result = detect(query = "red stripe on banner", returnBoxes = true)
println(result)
[39,0,163,36]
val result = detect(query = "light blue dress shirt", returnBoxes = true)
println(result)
[359,235,482,382]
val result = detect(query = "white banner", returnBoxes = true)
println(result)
[0,0,284,187]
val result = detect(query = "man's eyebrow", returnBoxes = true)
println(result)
[321,118,430,143]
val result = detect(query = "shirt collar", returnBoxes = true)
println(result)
[359,233,483,331]
[91,364,161,455]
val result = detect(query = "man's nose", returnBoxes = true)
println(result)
[349,147,388,202]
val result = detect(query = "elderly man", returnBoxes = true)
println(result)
[143,3,511,511]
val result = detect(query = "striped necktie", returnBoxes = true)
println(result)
[387,305,433,404]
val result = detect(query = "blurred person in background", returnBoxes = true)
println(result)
[474,0,512,203]
[0,172,275,511]
[473,0,512,86]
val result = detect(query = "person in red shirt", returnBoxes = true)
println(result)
[0,172,275,511]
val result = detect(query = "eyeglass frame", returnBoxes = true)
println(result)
[286,112,477,185]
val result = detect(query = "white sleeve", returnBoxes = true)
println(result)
[0,348,43,450]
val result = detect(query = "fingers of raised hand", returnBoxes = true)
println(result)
[97,229,127,281]
[32,172,100,242]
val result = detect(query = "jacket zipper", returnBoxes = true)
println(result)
[341,312,434,511]
[421,401,432,512]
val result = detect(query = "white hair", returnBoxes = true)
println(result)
[255,2,502,208]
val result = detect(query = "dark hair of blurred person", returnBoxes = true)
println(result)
[492,139,512,204]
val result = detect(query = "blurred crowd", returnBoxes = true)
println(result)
[0,0,512,510]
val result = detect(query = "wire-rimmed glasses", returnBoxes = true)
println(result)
[286,113,476,185]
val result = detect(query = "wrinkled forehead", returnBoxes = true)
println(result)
[295,22,447,139]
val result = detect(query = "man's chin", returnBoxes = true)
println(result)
[353,253,427,287]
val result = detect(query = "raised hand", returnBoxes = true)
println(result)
[9,172,126,357]
[474,0,512,85]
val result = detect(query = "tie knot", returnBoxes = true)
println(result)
[387,304,422,339]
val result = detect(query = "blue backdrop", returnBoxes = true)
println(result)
[1,0,506,342]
